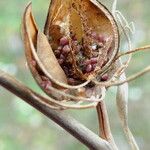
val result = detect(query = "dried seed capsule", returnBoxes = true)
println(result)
[23,0,119,99]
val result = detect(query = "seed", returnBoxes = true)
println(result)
[90,57,97,64]
[63,66,69,75]
[62,45,70,53]
[92,64,97,70]
[108,47,112,53]
[101,74,108,81]
[60,54,65,59]
[86,64,92,73]
[75,45,81,54]
[98,34,106,43]
[68,78,75,84]
[58,59,64,64]
[73,40,78,46]
[54,50,61,57]
[70,33,77,40]
[31,60,36,66]
[57,46,63,50]
[91,32,97,39]
[41,80,52,90]
[59,36,69,46]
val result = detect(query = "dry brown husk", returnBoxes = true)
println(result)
[22,0,119,101]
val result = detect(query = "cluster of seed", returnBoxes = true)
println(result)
[53,32,109,85]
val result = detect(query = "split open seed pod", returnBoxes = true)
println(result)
[22,0,119,108]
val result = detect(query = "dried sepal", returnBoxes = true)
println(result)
[22,4,65,95]
[36,31,67,84]
[22,3,41,85]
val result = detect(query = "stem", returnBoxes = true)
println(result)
[96,101,118,150]
[116,45,150,60]
[0,70,112,150]
[108,65,150,87]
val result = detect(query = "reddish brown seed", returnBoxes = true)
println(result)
[62,45,70,53]
[60,54,65,59]
[90,58,97,64]
[31,60,36,66]
[84,58,97,66]
[68,78,75,84]
[84,59,91,65]
[54,50,61,57]
[91,44,97,50]
[91,32,97,39]
[57,46,63,50]
[92,64,97,70]
[101,74,108,81]
[86,64,92,73]
[108,47,112,53]
[59,36,69,46]
[58,59,64,64]
[98,34,106,43]
[41,80,52,90]
[41,76,49,81]
[73,40,78,46]
[75,45,81,54]
[63,66,69,75]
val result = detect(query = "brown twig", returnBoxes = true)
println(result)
[0,69,113,150]
[116,45,150,60]
[96,101,118,150]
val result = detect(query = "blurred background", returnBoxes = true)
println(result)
[0,0,150,149]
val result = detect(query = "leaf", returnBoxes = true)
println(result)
[116,72,139,150]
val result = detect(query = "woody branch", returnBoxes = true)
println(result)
[0,69,113,150]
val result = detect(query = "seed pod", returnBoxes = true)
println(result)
[22,0,119,104]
